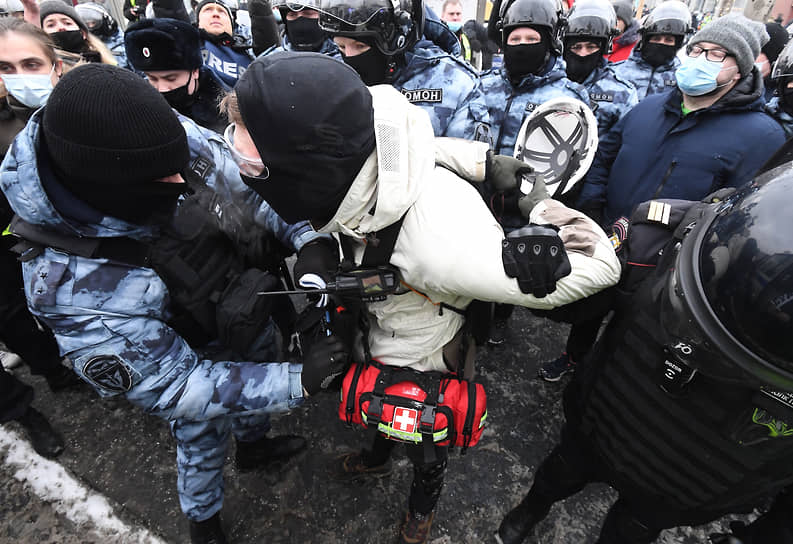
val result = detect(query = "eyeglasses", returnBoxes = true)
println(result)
[686,45,730,62]
[223,123,269,179]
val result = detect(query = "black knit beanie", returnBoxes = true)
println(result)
[39,0,88,33]
[196,0,235,26]
[42,64,190,186]
[125,18,203,72]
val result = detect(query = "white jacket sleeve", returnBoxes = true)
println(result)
[391,168,621,310]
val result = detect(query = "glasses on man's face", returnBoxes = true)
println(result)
[687,45,729,62]
[223,123,269,179]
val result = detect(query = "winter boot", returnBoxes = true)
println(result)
[330,451,393,483]
[189,513,227,544]
[398,509,435,544]
[16,407,65,459]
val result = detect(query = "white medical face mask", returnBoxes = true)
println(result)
[1,64,56,108]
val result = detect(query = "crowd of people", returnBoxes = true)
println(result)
[0,0,791,543]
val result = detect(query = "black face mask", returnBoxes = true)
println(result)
[161,73,197,113]
[641,41,678,68]
[286,17,325,51]
[240,150,366,227]
[343,47,388,86]
[563,50,602,83]
[51,30,86,53]
[504,42,549,81]
[779,85,793,116]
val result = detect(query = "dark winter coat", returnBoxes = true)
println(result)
[577,70,786,226]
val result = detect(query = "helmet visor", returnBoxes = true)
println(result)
[318,0,392,29]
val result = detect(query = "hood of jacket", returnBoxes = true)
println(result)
[0,110,154,240]
[317,84,433,237]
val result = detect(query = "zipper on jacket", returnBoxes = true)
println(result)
[652,160,678,199]
[495,92,517,155]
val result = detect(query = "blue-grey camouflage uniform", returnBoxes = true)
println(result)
[581,57,638,135]
[391,40,491,142]
[766,97,793,139]
[611,48,679,100]
[480,55,591,156]
[0,111,322,522]
[260,34,342,59]
[105,28,129,69]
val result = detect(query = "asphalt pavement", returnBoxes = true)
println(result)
[0,309,751,544]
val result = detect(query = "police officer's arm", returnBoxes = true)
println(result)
[179,115,327,252]
[249,0,280,56]
[150,0,190,22]
[443,78,492,143]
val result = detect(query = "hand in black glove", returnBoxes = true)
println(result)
[501,224,571,298]
[300,334,349,396]
[486,151,535,192]
[293,238,340,285]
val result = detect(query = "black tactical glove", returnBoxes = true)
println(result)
[502,224,571,298]
[485,150,535,191]
[517,172,551,220]
[293,238,340,285]
[300,334,349,396]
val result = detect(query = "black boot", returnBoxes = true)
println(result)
[189,513,227,544]
[495,496,550,544]
[16,407,65,459]
[45,364,82,392]
[235,434,307,472]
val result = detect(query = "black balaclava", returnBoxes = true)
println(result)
[641,38,679,67]
[342,43,390,86]
[285,16,326,51]
[504,27,550,82]
[235,52,376,226]
[42,64,191,225]
[563,39,603,83]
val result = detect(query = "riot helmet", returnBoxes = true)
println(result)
[274,0,328,50]
[317,0,423,57]
[562,0,617,81]
[660,163,793,391]
[562,0,618,55]
[639,0,691,47]
[771,39,793,115]
[75,3,117,39]
[495,0,563,53]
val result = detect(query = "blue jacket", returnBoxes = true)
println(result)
[0,112,317,416]
[202,37,253,87]
[480,55,591,155]
[577,72,786,225]
[104,28,128,69]
[766,97,793,139]
[611,48,680,101]
[581,58,638,136]
[391,40,491,141]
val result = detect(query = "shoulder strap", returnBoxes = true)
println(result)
[360,214,406,267]
[8,215,151,266]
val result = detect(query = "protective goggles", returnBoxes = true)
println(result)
[223,123,269,179]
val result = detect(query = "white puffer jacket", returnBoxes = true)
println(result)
[318,85,621,372]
